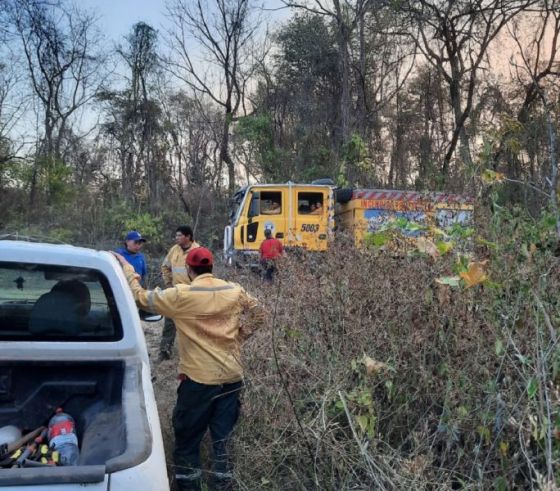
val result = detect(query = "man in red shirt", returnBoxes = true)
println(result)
[259,228,283,282]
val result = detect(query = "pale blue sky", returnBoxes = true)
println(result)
[80,0,290,43]
[81,0,168,42]
[7,1,291,143]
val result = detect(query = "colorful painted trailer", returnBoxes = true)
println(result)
[336,189,475,247]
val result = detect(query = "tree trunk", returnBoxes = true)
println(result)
[221,112,235,195]
[442,75,473,179]
[355,10,367,137]
[334,1,352,145]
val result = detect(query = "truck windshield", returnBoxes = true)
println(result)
[0,261,123,341]
[229,187,247,223]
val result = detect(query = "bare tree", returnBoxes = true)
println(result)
[117,22,165,206]
[0,56,27,169]
[282,0,372,145]
[506,1,560,237]
[159,90,223,208]
[401,0,539,182]
[165,0,261,195]
[6,0,105,204]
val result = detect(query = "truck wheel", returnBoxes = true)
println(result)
[336,188,353,203]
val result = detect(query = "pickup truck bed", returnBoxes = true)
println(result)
[0,360,153,486]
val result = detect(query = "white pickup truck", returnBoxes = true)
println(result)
[0,240,169,490]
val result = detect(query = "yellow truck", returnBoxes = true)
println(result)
[223,180,474,264]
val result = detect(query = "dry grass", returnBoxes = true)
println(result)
[148,223,560,490]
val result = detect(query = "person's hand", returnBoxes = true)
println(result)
[109,251,129,267]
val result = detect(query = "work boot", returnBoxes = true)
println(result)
[175,470,202,491]
[158,349,171,361]
[211,472,234,491]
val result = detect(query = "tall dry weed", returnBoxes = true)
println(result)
[223,219,560,490]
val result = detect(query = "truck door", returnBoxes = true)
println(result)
[293,189,330,251]
[241,188,287,251]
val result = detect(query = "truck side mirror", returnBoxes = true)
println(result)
[139,309,162,322]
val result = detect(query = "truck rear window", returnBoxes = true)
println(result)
[0,262,123,341]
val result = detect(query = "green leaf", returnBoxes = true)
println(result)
[356,415,369,433]
[477,425,491,444]
[435,276,461,287]
[527,378,538,399]
[457,406,469,418]
[436,240,454,255]
[515,353,531,366]
[357,390,372,407]
[453,255,470,274]
[494,476,508,491]
[285,328,301,338]
[476,237,498,250]
[393,217,409,229]
[495,339,504,356]
[405,221,423,232]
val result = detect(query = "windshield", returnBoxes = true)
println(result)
[0,261,123,341]
[229,187,247,224]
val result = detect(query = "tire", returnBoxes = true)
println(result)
[335,188,354,203]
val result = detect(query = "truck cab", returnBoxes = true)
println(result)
[0,240,168,490]
[224,183,335,264]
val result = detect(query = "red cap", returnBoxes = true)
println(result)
[186,247,213,267]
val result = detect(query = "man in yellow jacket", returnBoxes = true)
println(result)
[159,225,201,360]
[112,247,265,491]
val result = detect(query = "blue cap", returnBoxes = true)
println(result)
[125,231,146,242]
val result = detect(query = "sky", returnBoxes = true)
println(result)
[80,0,290,44]
[81,0,168,43]
[4,0,291,147]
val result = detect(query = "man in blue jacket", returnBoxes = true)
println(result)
[115,231,148,286]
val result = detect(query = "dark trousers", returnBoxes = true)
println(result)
[173,377,242,491]
[260,259,276,282]
[159,316,176,355]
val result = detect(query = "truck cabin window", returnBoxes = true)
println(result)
[298,192,324,215]
[0,262,123,341]
[260,192,282,215]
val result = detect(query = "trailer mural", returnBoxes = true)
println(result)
[365,209,428,237]
[435,208,473,228]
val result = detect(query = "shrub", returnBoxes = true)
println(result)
[230,206,560,489]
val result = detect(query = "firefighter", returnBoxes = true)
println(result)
[111,247,265,491]
[310,201,323,215]
[159,225,200,360]
[259,228,283,282]
[262,200,281,215]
